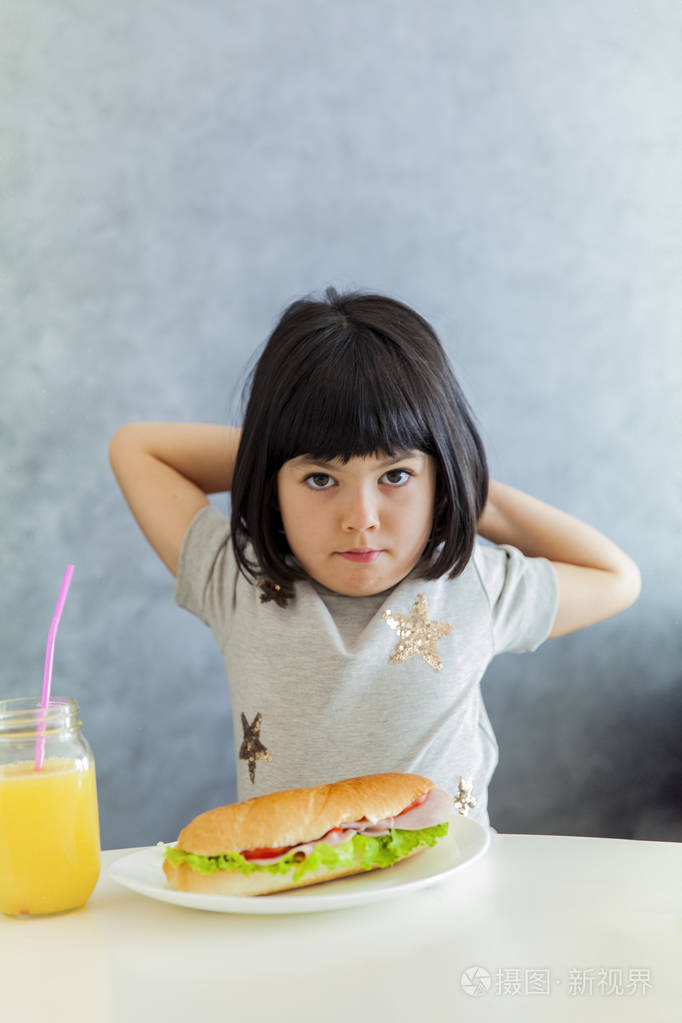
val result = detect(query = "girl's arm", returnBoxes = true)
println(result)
[109,423,241,576]
[477,480,641,637]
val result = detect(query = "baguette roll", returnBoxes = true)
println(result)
[163,772,451,897]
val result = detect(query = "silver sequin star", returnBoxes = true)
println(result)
[453,776,477,816]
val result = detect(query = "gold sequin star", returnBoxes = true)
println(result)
[383,592,454,672]
[239,712,272,783]
[257,579,289,608]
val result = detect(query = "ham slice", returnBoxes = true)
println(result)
[245,828,357,866]
[342,786,453,833]
[245,787,452,866]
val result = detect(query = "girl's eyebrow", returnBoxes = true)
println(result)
[292,450,424,470]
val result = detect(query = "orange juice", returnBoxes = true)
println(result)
[0,757,101,916]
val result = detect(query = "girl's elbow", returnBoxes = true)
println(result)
[618,558,642,610]
[109,423,145,467]
[550,559,641,638]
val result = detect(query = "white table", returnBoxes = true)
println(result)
[1,834,680,1022]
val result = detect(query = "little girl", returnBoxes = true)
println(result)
[110,287,640,829]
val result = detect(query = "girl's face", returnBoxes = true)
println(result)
[276,449,436,596]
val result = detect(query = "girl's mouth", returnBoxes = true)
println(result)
[337,549,383,563]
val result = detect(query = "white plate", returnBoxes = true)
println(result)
[109,817,490,915]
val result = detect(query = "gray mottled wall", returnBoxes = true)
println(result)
[2,1,680,849]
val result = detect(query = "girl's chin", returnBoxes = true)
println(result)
[308,560,412,597]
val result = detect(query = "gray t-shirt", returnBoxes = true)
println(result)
[175,504,559,828]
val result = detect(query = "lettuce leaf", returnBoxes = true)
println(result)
[165,822,449,883]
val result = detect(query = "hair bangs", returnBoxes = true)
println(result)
[270,330,434,467]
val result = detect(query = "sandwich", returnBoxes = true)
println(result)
[163,772,453,896]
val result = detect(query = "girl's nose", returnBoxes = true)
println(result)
[341,486,379,532]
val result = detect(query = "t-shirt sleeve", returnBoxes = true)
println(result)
[473,541,559,655]
[174,503,236,631]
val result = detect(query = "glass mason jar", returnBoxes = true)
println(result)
[0,697,101,917]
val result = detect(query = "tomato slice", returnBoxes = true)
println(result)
[241,844,294,861]
[396,792,428,816]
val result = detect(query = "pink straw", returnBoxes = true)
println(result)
[35,565,75,771]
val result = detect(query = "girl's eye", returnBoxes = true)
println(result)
[381,468,412,487]
[304,473,336,490]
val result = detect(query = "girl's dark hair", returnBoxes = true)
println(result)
[231,287,488,599]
